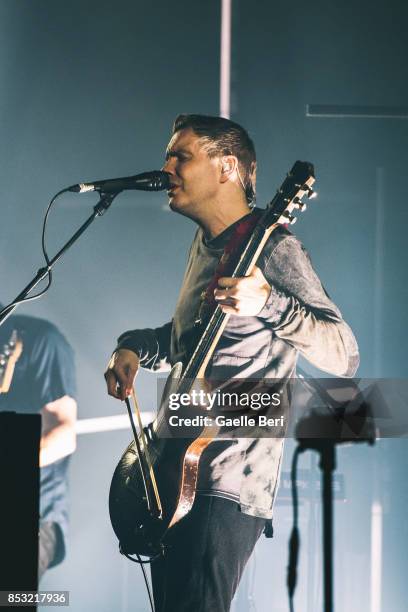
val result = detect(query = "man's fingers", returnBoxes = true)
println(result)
[104,369,122,399]
[217,276,239,289]
[121,364,136,398]
[214,266,271,317]
[104,349,140,401]
[215,288,238,301]
[105,368,131,401]
[219,303,239,314]
[215,276,242,301]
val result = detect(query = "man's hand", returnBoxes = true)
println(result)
[214,265,271,316]
[104,349,140,400]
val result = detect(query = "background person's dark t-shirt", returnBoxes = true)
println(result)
[0,309,76,566]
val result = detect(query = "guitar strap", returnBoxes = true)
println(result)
[195,209,262,325]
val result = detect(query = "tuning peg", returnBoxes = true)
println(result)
[281,211,297,224]
[293,197,307,211]
[303,186,317,199]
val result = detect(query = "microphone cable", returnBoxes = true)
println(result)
[0,187,70,320]
[120,548,159,612]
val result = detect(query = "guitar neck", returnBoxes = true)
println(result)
[181,219,277,387]
[0,332,23,394]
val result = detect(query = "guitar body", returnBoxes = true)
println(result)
[109,431,189,556]
[109,361,196,556]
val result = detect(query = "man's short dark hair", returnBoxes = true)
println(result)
[172,114,257,204]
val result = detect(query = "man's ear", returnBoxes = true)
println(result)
[219,155,238,183]
[249,161,257,183]
[249,160,257,191]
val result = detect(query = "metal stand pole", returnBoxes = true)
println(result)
[319,443,336,612]
[0,191,116,328]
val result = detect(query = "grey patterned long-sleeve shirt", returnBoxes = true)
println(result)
[117,215,359,518]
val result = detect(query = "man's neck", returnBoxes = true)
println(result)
[198,201,252,240]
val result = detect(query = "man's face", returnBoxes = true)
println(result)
[163,128,221,216]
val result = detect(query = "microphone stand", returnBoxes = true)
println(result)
[0,191,117,328]
[294,382,376,612]
[309,439,336,612]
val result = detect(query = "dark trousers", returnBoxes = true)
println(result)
[151,496,266,612]
[38,522,58,582]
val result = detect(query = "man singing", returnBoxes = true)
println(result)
[104,114,359,611]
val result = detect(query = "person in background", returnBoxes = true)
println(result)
[0,304,77,580]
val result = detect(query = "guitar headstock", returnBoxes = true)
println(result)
[0,331,23,394]
[265,161,316,226]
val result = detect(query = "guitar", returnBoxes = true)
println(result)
[109,161,315,557]
[0,331,23,394]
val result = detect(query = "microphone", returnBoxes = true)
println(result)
[68,170,170,194]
